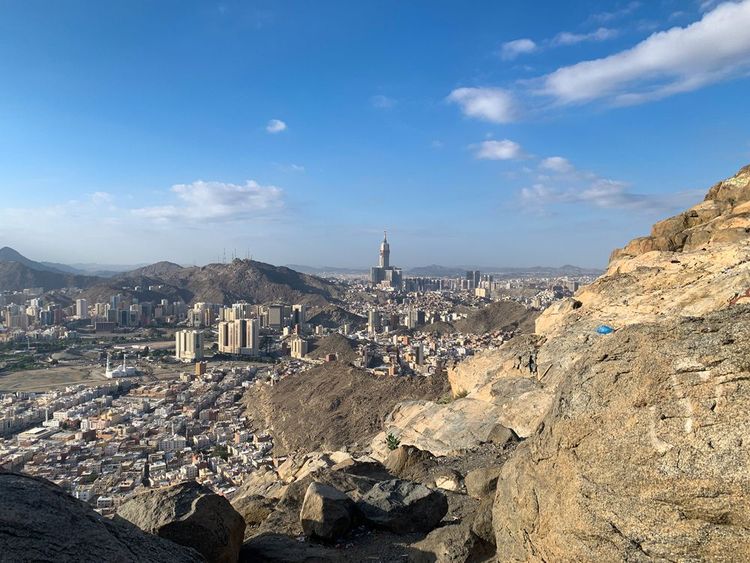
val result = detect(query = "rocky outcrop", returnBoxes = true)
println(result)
[299,482,355,541]
[494,307,750,560]
[370,336,545,458]
[0,472,203,562]
[356,480,448,533]
[117,481,245,563]
[488,165,750,561]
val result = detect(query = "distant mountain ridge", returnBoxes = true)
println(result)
[0,249,342,305]
[0,248,103,292]
[81,258,344,306]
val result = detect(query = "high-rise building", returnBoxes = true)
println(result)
[290,334,308,359]
[175,330,203,361]
[266,304,286,330]
[367,310,381,334]
[291,304,306,331]
[218,318,259,356]
[466,270,481,289]
[76,299,89,319]
[369,232,403,289]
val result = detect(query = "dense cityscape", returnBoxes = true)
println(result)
[0,235,595,512]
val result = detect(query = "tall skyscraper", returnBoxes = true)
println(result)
[370,232,403,289]
[379,232,390,268]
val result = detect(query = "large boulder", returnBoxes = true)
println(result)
[464,466,502,499]
[385,445,436,482]
[117,481,245,563]
[0,472,203,562]
[231,494,277,538]
[256,469,379,538]
[493,308,750,561]
[356,479,448,533]
[300,482,355,541]
[408,521,494,563]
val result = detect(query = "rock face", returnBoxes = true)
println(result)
[300,482,355,541]
[356,479,448,533]
[370,335,547,458]
[0,472,203,562]
[494,308,750,560]
[490,165,750,561]
[117,481,245,563]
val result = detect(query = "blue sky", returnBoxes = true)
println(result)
[1,0,750,269]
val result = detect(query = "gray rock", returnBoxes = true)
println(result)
[408,521,494,563]
[330,458,393,480]
[464,466,502,499]
[470,497,495,546]
[300,482,354,541]
[231,494,276,539]
[356,479,448,533]
[0,472,203,562]
[385,445,436,482]
[241,533,336,562]
[257,469,378,538]
[117,481,245,563]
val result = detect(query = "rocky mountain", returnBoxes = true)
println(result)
[81,258,345,307]
[0,255,102,292]
[0,246,67,274]
[453,300,538,335]
[243,362,450,456]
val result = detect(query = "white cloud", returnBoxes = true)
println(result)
[520,158,701,213]
[135,180,283,222]
[266,119,287,133]
[552,27,618,46]
[589,1,641,24]
[540,156,574,173]
[90,191,114,206]
[500,38,537,60]
[447,87,517,123]
[371,95,396,109]
[542,1,750,105]
[474,139,525,160]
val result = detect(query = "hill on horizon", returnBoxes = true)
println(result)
[0,247,103,292]
[81,258,345,307]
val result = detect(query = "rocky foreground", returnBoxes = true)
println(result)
[2,165,750,561]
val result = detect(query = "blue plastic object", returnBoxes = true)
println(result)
[596,325,615,335]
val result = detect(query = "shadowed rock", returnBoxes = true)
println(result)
[0,472,204,562]
[356,480,448,533]
[117,481,245,563]
[300,482,355,541]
